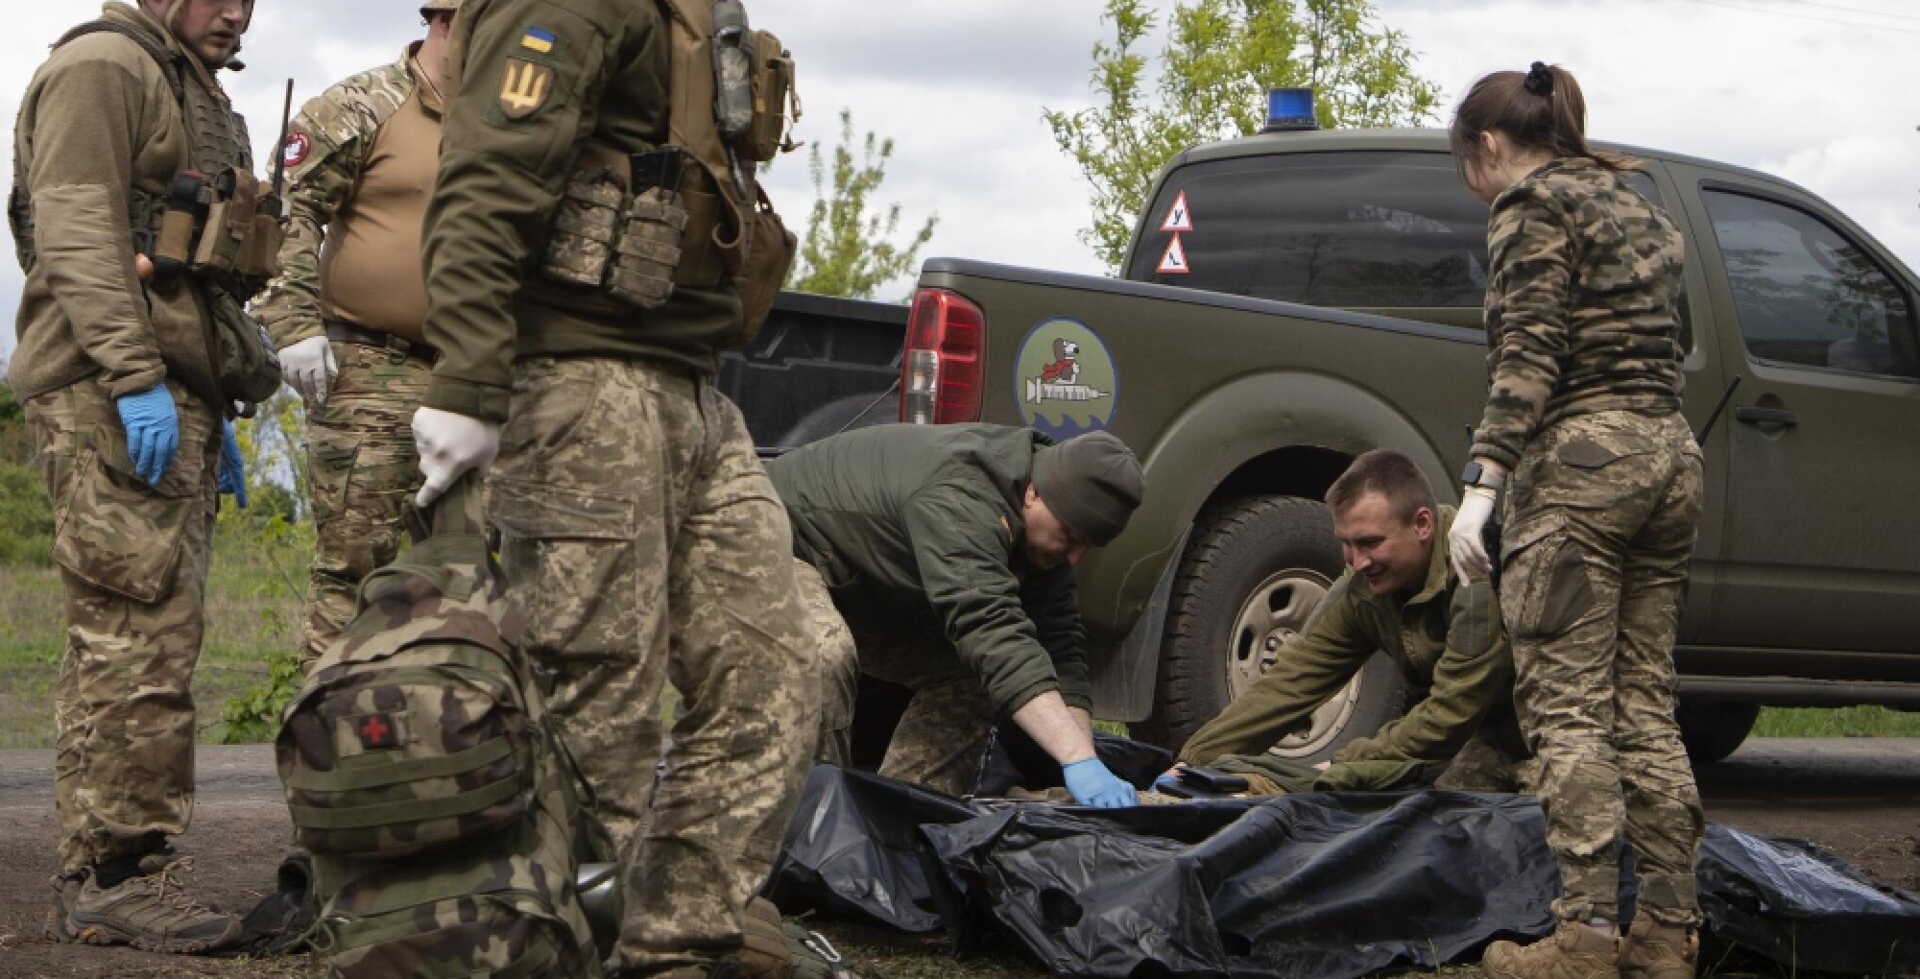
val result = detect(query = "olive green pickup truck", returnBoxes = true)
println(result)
[898,127,1920,764]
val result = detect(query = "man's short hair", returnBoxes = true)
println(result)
[1325,450,1436,524]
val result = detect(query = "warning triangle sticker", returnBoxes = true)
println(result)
[1160,190,1193,232]
[1157,234,1190,275]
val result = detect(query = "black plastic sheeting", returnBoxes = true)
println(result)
[767,765,1920,978]
[1700,825,1920,974]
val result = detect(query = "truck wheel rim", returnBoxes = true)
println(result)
[1223,569,1360,758]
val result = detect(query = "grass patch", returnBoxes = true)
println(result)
[0,531,310,750]
[1753,705,1920,738]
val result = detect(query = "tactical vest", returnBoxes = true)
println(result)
[9,17,284,414]
[13,20,258,274]
[526,0,800,344]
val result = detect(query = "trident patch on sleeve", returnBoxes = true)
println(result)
[498,57,555,120]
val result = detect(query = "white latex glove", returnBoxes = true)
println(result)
[1448,485,1499,584]
[280,336,338,406]
[412,407,500,507]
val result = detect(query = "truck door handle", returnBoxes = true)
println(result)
[1733,406,1799,428]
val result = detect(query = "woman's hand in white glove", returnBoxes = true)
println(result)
[1449,485,1500,584]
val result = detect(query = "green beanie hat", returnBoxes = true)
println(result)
[1031,431,1145,547]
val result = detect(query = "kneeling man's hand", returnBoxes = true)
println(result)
[1064,757,1138,808]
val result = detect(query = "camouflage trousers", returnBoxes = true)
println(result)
[1499,410,1705,927]
[793,559,996,798]
[24,378,220,873]
[299,341,430,670]
[486,357,816,975]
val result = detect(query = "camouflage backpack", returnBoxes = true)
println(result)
[275,476,600,978]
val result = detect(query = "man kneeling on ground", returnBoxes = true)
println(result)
[1170,449,1532,796]
[768,424,1146,807]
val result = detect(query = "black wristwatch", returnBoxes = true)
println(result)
[1461,460,1505,491]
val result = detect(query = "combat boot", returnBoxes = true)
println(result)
[66,852,244,954]
[1483,920,1621,979]
[1618,917,1697,979]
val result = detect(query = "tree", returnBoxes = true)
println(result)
[1045,0,1443,271]
[786,109,938,301]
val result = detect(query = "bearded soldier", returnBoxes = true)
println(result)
[770,424,1146,806]
[254,0,460,670]
[11,0,279,954]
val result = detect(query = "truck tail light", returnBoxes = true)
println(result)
[900,288,984,425]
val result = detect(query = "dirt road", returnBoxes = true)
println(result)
[1,740,1915,978]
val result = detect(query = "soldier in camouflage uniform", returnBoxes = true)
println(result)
[768,424,1146,806]
[9,0,264,954]
[1447,64,1704,979]
[409,2,817,976]
[254,0,460,671]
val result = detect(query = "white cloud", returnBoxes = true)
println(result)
[1379,0,1920,270]
[5,0,1919,364]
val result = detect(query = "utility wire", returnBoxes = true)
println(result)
[1767,0,1920,25]
[1675,0,1920,33]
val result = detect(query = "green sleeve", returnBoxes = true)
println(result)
[1022,565,1091,712]
[420,0,638,421]
[1471,183,1573,470]
[25,52,165,397]
[1326,577,1510,777]
[902,484,1062,715]
[1177,575,1376,767]
[253,95,377,349]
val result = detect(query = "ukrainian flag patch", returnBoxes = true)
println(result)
[521,27,556,55]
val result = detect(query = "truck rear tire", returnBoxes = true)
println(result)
[1676,701,1761,765]
[1136,495,1412,762]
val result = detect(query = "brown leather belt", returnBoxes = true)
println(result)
[324,320,439,362]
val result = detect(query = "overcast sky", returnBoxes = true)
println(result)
[4,0,1917,362]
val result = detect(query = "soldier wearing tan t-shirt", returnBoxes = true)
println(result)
[253,0,460,669]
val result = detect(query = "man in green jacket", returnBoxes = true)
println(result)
[768,424,1147,807]
[1174,449,1531,794]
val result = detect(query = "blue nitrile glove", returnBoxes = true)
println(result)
[115,385,179,486]
[218,421,247,508]
[1062,757,1138,808]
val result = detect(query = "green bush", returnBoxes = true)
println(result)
[210,646,303,744]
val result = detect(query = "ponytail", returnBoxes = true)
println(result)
[1448,62,1638,179]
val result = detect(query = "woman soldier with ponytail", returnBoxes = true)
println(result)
[1446,63,1703,979]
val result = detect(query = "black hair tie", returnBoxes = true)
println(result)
[1524,61,1554,97]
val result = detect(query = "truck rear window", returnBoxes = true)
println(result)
[1129,151,1490,308]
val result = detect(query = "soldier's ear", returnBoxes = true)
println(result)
[1412,506,1436,540]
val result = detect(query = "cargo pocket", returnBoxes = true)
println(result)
[1499,511,1595,643]
[1532,435,1652,510]
[489,478,639,660]
[308,431,359,523]
[51,411,212,604]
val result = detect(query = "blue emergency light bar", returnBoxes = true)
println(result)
[1263,88,1318,132]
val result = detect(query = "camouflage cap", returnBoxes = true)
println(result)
[420,0,460,15]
